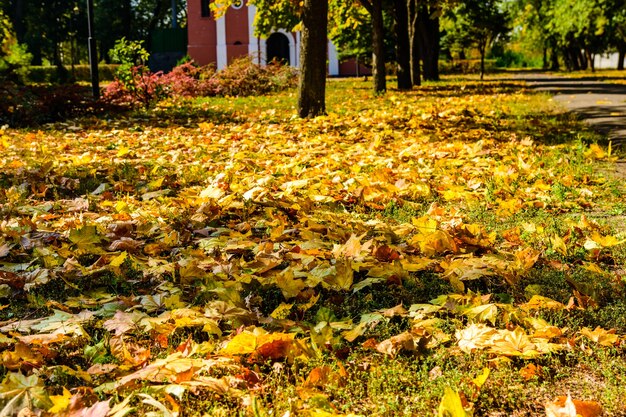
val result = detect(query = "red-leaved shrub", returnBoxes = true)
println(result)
[159,61,216,97]
[102,66,166,108]
[102,57,298,108]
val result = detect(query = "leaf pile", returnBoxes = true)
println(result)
[0,80,624,416]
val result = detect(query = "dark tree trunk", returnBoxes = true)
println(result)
[393,0,411,90]
[564,47,580,71]
[371,0,386,93]
[618,48,626,70]
[10,0,26,43]
[407,0,420,86]
[549,47,559,71]
[585,49,594,72]
[578,48,587,70]
[479,43,485,81]
[417,3,439,81]
[542,46,548,70]
[298,0,328,118]
[53,43,69,83]
[359,0,386,93]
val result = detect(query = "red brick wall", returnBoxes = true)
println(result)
[339,59,372,76]
[187,0,217,66]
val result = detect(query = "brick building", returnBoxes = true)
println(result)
[186,1,369,76]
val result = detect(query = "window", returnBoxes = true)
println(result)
[201,0,210,17]
[231,0,243,9]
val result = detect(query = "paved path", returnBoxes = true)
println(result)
[521,74,626,142]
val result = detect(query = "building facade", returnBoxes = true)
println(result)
[187,1,367,76]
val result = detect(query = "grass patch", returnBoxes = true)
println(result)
[0,77,625,416]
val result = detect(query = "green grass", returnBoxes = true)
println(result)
[2,76,626,416]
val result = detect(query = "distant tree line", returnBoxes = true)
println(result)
[0,0,186,81]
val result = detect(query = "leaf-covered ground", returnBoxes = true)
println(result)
[1,78,625,416]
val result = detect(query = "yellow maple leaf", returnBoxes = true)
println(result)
[48,387,72,413]
[583,143,606,160]
[490,327,540,358]
[472,368,490,389]
[550,235,568,256]
[521,295,566,311]
[438,386,473,417]
[270,303,294,319]
[585,231,626,249]
[221,332,258,355]
[456,323,497,354]
[323,258,354,291]
[275,268,306,299]
[411,230,458,256]
[580,326,619,347]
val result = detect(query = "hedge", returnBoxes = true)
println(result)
[439,59,497,75]
[26,64,119,83]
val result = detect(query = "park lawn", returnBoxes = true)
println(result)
[0,77,625,416]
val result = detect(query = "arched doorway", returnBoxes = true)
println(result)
[266,32,290,64]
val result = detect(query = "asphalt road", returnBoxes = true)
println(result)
[523,74,626,142]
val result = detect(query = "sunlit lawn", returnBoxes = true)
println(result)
[0,76,625,416]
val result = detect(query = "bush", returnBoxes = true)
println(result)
[0,82,103,127]
[0,11,32,83]
[211,57,298,97]
[101,57,298,108]
[159,61,216,97]
[490,50,543,69]
[439,59,497,75]
[105,39,166,108]
[102,67,166,108]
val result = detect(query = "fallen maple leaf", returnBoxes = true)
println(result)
[0,372,52,416]
[456,323,497,354]
[116,352,235,387]
[545,393,602,417]
[48,387,72,413]
[438,386,473,417]
[579,326,619,347]
[519,363,542,381]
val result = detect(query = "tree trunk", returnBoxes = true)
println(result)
[578,48,587,70]
[393,0,411,90]
[479,44,485,81]
[417,3,439,81]
[618,48,625,70]
[10,0,26,43]
[371,0,386,94]
[407,0,420,86]
[298,0,328,118]
[53,43,69,83]
[585,49,594,72]
[564,47,579,71]
[549,47,559,71]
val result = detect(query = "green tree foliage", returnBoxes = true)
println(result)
[511,0,623,70]
[0,0,186,71]
[547,0,610,70]
[0,9,31,81]
[609,0,626,69]
[442,0,510,79]
[328,0,371,63]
